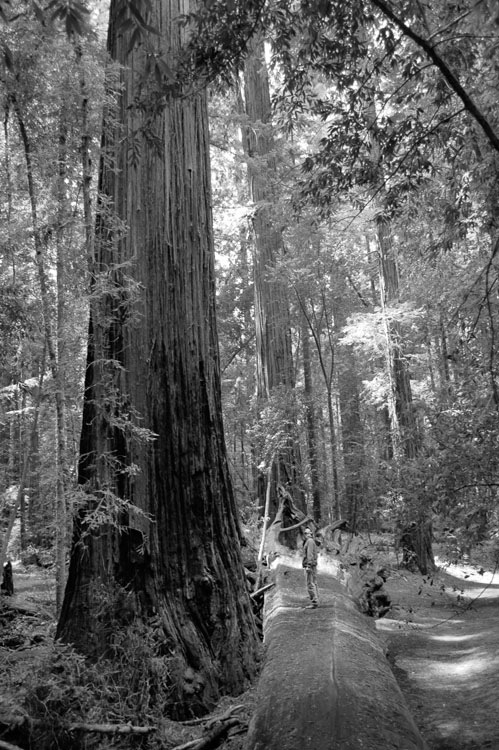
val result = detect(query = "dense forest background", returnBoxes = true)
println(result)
[1,0,499,739]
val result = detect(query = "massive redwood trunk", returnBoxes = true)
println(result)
[242,36,304,517]
[57,0,259,716]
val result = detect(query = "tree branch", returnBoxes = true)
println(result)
[0,741,24,750]
[0,713,154,736]
[250,582,275,600]
[172,718,242,750]
[179,705,245,727]
[69,722,154,735]
[427,1,483,42]
[347,107,466,227]
[276,517,313,536]
[346,272,371,308]
[450,482,499,492]
[221,332,256,374]
[369,0,499,154]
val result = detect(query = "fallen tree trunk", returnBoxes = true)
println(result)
[244,556,428,750]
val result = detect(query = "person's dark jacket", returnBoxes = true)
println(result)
[302,537,318,568]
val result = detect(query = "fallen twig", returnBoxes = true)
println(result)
[171,739,204,750]
[172,717,243,750]
[276,517,313,537]
[0,712,154,736]
[250,583,274,600]
[69,721,153,735]
[204,705,244,729]
[179,704,244,727]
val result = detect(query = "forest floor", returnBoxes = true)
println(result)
[1,547,499,750]
[378,557,499,750]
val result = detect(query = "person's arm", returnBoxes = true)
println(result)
[303,539,313,567]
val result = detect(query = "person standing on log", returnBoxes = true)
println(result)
[302,528,318,608]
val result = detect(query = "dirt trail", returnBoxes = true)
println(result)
[378,562,499,750]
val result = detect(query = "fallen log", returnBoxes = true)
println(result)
[244,556,428,750]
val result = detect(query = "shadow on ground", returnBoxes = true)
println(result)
[378,562,499,750]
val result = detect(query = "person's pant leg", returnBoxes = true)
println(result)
[306,567,318,604]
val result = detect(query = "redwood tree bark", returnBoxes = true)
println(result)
[301,315,322,523]
[57,0,259,716]
[377,216,420,459]
[336,339,366,533]
[242,35,304,516]
[364,85,420,460]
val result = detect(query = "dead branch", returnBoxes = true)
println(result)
[250,582,275,600]
[69,721,153,735]
[276,517,313,537]
[0,712,154,736]
[204,705,244,730]
[172,739,203,750]
[318,519,349,540]
[0,708,243,750]
[173,717,242,750]
[179,704,245,727]
[0,600,53,620]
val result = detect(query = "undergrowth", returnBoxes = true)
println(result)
[0,610,193,750]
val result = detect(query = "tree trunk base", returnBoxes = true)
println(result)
[398,519,435,575]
